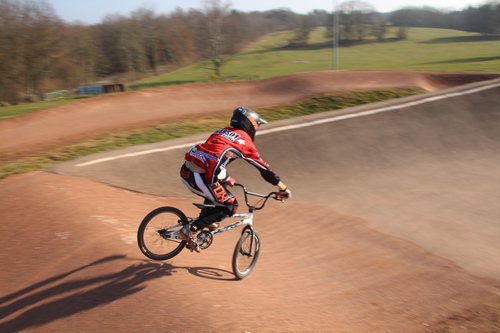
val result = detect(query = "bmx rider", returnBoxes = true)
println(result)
[179,107,292,252]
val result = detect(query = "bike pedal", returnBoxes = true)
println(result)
[186,244,201,252]
[206,222,220,231]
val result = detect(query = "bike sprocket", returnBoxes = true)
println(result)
[197,231,213,250]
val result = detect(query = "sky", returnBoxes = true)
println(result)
[46,0,489,25]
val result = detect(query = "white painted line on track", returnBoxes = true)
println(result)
[76,144,195,167]
[76,81,500,168]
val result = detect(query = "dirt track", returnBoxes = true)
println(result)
[1,70,499,159]
[1,70,500,332]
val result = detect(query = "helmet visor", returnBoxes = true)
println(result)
[258,117,268,125]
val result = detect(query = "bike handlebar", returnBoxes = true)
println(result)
[233,183,280,211]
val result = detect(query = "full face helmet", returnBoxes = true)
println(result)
[230,107,268,141]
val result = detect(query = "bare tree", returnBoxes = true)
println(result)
[160,9,196,66]
[0,0,21,102]
[0,0,63,102]
[98,14,144,80]
[66,24,98,86]
[340,0,375,42]
[288,15,314,47]
[132,8,160,75]
[199,0,232,76]
[372,19,389,41]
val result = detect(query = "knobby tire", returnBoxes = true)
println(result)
[137,206,187,260]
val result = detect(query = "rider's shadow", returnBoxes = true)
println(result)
[0,254,241,332]
[187,266,238,281]
[0,255,174,332]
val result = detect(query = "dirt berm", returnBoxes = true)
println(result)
[1,70,499,158]
[1,71,500,332]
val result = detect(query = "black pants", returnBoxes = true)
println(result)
[180,163,237,229]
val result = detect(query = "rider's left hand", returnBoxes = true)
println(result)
[278,188,292,200]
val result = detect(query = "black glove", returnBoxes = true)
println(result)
[278,188,292,200]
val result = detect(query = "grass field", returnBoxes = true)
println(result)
[0,96,90,119]
[128,27,500,90]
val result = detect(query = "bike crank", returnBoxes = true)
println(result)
[197,231,213,250]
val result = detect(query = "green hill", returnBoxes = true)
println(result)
[128,27,500,90]
[2,27,498,119]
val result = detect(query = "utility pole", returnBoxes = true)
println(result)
[332,0,340,70]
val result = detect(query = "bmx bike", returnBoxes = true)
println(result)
[137,183,280,279]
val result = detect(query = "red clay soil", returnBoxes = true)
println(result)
[1,171,499,332]
[1,70,500,332]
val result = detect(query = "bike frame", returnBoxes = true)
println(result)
[160,183,278,242]
[211,212,254,236]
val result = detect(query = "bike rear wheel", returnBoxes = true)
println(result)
[232,230,260,279]
[137,207,187,260]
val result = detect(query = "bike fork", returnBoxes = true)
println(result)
[242,225,256,256]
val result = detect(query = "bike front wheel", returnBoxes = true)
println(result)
[137,207,187,260]
[232,229,261,279]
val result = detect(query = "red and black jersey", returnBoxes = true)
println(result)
[185,126,280,185]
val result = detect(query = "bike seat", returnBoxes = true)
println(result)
[193,203,216,210]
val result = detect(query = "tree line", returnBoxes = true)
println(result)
[0,0,498,104]
[0,0,313,103]
[321,0,500,45]
[390,3,500,35]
